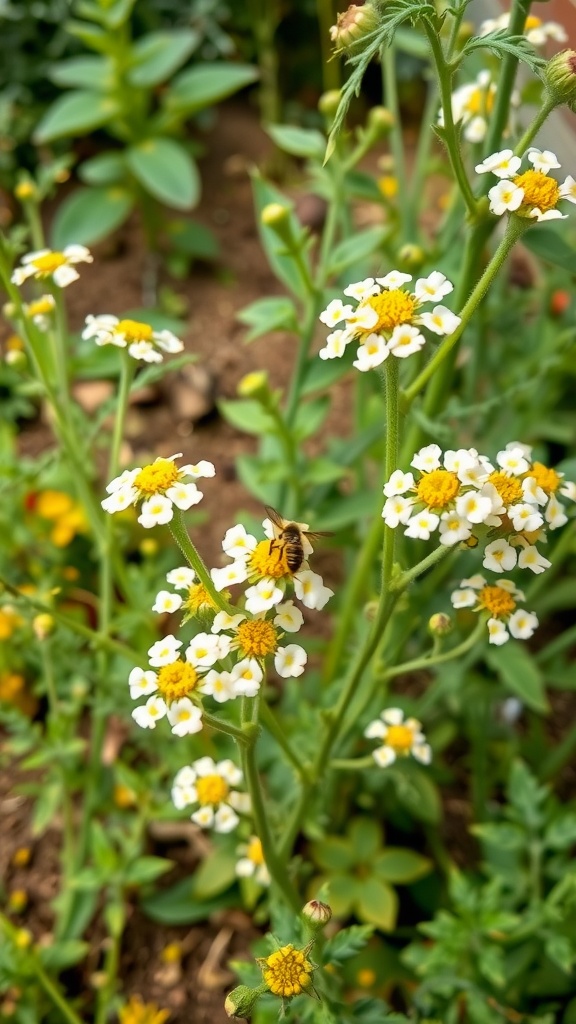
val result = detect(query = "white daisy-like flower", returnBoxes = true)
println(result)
[273,600,304,632]
[318,268,460,371]
[186,631,230,667]
[83,314,184,363]
[517,545,551,574]
[231,658,263,697]
[23,294,56,329]
[171,757,246,833]
[102,454,213,525]
[148,634,182,667]
[274,644,307,678]
[475,149,521,179]
[166,566,196,590]
[293,570,334,610]
[222,524,258,560]
[167,698,203,737]
[198,668,237,703]
[483,539,517,573]
[236,836,270,886]
[132,695,167,729]
[365,707,431,767]
[12,246,93,288]
[451,575,538,645]
[479,11,567,47]
[244,578,284,614]
[211,561,249,592]
[478,150,573,222]
[128,667,159,699]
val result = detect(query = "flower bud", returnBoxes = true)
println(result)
[428,612,453,637]
[318,89,342,119]
[237,370,269,400]
[14,180,37,201]
[367,106,394,137]
[33,613,54,641]
[14,929,32,950]
[261,202,294,248]
[7,890,28,914]
[5,350,26,369]
[224,984,266,1019]
[397,243,426,271]
[330,3,380,52]
[544,49,576,110]
[302,899,332,927]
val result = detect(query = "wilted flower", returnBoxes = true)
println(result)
[319,271,460,370]
[365,707,431,767]
[451,574,538,645]
[171,757,249,832]
[83,314,184,363]
[12,246,92,287]
[102,454,215,526]
[476,148,576,221]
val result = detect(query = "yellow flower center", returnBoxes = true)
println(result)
[478,585,516,618]
[134,459,179,495]
[250,539,290,579]
[31,251,67,274]
[527,462,560,495]
[416,469,460,509]
[116,319,154,343]
[27,297,54,317]
[513,170,560,212]
[359,289,417,334]
[156,660,198,703]
[357,968,377,988]
[196,774,229,806]
[386,724,414,754]
[236,619,278,658]
[488,470,523,506]
[464,85,494,116]
[247,836,264,865]
[525,15,541,29]
[263,945,314,998]
[185,583,218,614]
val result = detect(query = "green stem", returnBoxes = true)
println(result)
[484,0,531,154]
[109,353,134,480]
[203,710,249,745]
[389,544,452,593]
[95,901,125,1024]
[382,45,411,232]
[404,216,526,406]
[405,76,439,237]
[381,358,399,586]
[330,755,375,770]
[169,508,236,615]
[514,94,557,157]
[23,198,45,251]
[535,622,576,666]
[260,702,310,779]
[381,616,485,680]
[0,914,84,1024]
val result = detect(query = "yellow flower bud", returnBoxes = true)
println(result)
[14,181,36,201]
[237,370,269,399]
[33,613,54,641]
[428,612,453,637]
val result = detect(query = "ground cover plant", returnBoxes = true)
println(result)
[1,0,576,1022]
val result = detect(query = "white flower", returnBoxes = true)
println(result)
[211,561,249,591]
[475,149,522,178]
[353,333,389,370]
[167,699,203,737]
[152,590,183,614]
[376,271,412,289]
[383,470,415,497]
[12,245,92,288]
[83,314,184,362]
[508,503,544,533]
[199,669,237,703]
[451,587,477,608]
[545,494,568,529]
[132,695,167,729]
[559,176,576,204]
[483,539,517,573]
[128,341,162,362]
[365,708,431,767]
[509,609,538,640]
[414,271,453,302]
[231,658,263,696]
[236,837,270,886]
[166,566,196,590]
[274,644,307,678]
[319,298,354,327]
[487,619,509,645]
[382,495,413,528]
[522,477,548,506]
[405,510,440,540]
[103,454,212,526]
[148,634,182,667]
[388,325,425,357]
[174,757,245,832]
[211,611,246,633]
[439,511,473,545]
[346,305,379,331]
[183,461,216,479]
[293,569,333,610]
[488,180,524,215]
[454,491,493,525]
[165,482,202,511]
[186,632,229,667]
[222,524,258,560]
[244,578,284,614]
[496,447,530,476]
[319,329,351,360]
[517,545,551,574]
[128,667,158,699]
[528,149,561,173]
[138,495,174,527]
[343,277,380,300]
[274,601,304,632]
[411,444,442,472]
[418,306,461,336]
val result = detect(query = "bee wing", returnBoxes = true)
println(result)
[304,529,334,540]
[263,506,286,536]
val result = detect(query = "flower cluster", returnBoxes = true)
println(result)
[318,271,461,371]
[476,148,576,222]
[438,71,503,144]
[211,521,333,612]
[171,757,249,833]
[83,314,184,364]
[102,454,215,526]
[451,575,538,646]
[12,246,93,288]
[382,442,575,572]
[365,708,431,768]
[479,11,567,47]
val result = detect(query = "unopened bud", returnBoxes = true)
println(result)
[428,613,453,637]
[7,890,28,914]
[237,370,269,400]
[224,984,266,1019]
[33,613,54,641]
[14,929,32,950]
[550,289,570,316]
[397,243,426,271]
[302,899,332,927]
[139,537,158,558]
[330,3,380,52]
[367,106,394,137]
[261,203,293,247]
[318,90,342,119]
[5,349,26,369]
[14,180,37,201]
[544,49,576,110]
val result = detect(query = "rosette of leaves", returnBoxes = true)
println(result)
[310,817,431,931]
[33,0,257,250]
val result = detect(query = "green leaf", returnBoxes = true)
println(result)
[31,782,62,836]
[373,848,431,884]
[356,877,398,931]
[545,813,576,850]
[166,62,259,115]
[328,227,386,275]
[507,760,547,830]
[266,124,326,160]
[323,924,375,964]
[348,818,383,861]
[49,56,112,90]
[313,492,380,531]
[471,823,525,851]
[50,187,133,248]
[391,765,442,824]
[312,837,355,872]
[294,396,330,440]
[126,138,200,210]
[127,30,199,87]
[141,877,238,924]
[34,90,118,143]
[39,940,89,971]
[486,644,549,713]
[326,873,360,917]
[301,352,353,395]
[91,821,118,873]
[237,296,297,342]
[191,847,238,900]
[124,856,173,886]
[251,173,309,298]
[218,398,276,436]
[302,457,346,485]
[78,151,126,186]
[545,934,574,975]
[523,226,576,273]
[65,19,111,54]
[235,453,278,505]
[166,219,220,260]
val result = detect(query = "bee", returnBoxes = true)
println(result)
[264,506,332,574]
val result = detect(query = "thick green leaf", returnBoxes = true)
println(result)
[34,90,118,143]
[237,296,297,342]
[79,151,126,186]
[49,56,112,90]
[348,818,383,861]
[31,782,62,836]
[51,187,133,248]
[127,30,199,87]
[328,226,387,275]
[124,856,173,886]
[373,848,431,884]
[65,19,111,54]
[523,226,576,273]
[191,847,238,900]
[218,398,276,436]
[166,63,259,115]
[126,138,200,210]
[312,837,355,872]
[141,876,237,924]
[486,643,549,713]
[267,124,325,159]
[356,877,398,931]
